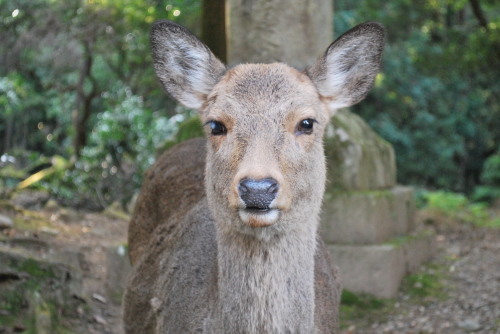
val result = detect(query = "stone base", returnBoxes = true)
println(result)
[321,186,416,245]
[327,229,436,298]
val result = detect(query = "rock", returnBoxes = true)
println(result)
[328,243,406,298]
[0,214,13,229]
[327,229,436,298]
[321,187,416,244]
[92,293,107,304]
[94,314,108,325]
[39,227,59,236]
[325,109,396,192]
[459,319,482,331]
[0,245,84,320]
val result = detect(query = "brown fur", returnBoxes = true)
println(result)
[124,20,385,333]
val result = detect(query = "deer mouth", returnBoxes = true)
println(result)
[238,207,280,228]
[245,207,272,213]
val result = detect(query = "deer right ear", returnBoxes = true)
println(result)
[150,20,226,110]
[307,22,385,111]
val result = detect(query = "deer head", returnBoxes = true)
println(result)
[150,21,385,239]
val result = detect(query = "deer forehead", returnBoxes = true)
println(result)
[203,63,327,125]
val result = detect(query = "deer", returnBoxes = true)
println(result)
[123,20,385,333]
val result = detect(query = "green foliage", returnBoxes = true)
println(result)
[422,190,500,228]
[481,150,500,187]
[43,86,185,209]
[12,258,55,279]
[426,191,468,213]
[472,186,500,205]
[402,264,447,302]
[0,0,203,207]
[340,290,392,329]
[159,115,204,154]
[341,290,386,309]
[335,0,500,193]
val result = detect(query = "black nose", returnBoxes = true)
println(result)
[238,178,279,210]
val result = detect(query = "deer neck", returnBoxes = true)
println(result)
[212,222,318,333]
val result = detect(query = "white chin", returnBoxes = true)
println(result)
[238,209,280,227]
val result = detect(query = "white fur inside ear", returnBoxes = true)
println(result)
[307,22,385,111]
[177,42,214,109]
[319,41,368,109]
[151,22,226,110]
[155,38,215,109]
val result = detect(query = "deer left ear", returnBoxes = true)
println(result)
[150,20,226,110]
[307,22,385,110]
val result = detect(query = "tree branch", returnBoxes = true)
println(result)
[468,0,489,31]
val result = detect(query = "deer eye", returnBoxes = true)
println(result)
[296,119,316,135]
[208,121,227,136]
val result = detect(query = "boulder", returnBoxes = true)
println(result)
[0,213,13,229]
[325,109,396,192]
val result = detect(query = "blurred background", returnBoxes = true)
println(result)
[1,0,499,213]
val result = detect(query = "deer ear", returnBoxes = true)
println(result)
[150,20,226,110]
[307,22,385,110]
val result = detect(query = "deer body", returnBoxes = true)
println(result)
[124,21,385,333]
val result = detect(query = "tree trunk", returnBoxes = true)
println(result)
[73,42,97,158]
[201,0,227,63]
[3,114,14,154]
[468,0,489,31]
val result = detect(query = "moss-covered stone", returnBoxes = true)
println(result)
[0,246,84,332]
[327,228,436,298]
[324,109,396,192]
[321,187,415,244]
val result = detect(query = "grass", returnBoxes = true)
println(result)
[400,263,448,303]
[420,190,500,228]
[339,290,394,330]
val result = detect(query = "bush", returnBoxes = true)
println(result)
[471,186,500,205]
[426,191,467,214]
[422,191,500,228]
[40,86,191,210]
[482,152,500,187]
[472,150,500,205]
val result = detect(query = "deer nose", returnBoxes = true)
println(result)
[238,178,279,210]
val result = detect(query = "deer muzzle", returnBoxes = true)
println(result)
[236,177,281,227]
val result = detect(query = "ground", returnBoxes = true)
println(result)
[0,195,128,334]
[0,194,499,333]
[341,211,500,334]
